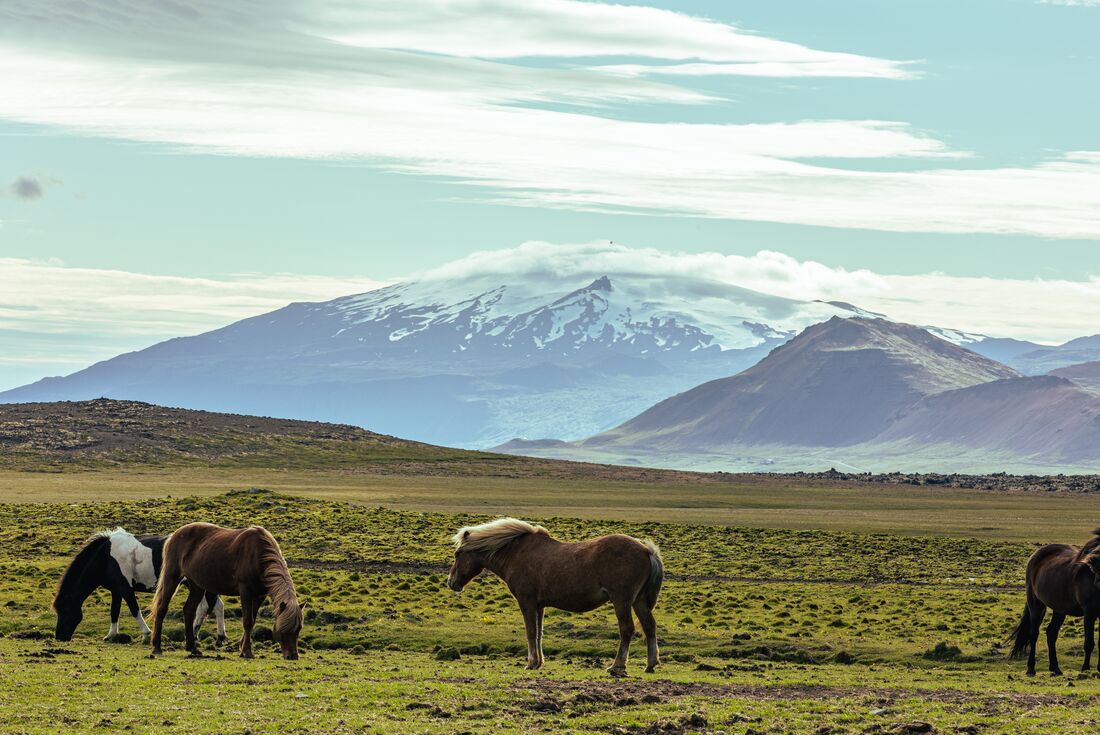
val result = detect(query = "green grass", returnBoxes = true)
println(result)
[4,486,1100,734]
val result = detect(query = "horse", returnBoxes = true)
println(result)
[53,528,227,644]
[447,518,663,676]
[151,522,303,660]
[1010,529,1100,676]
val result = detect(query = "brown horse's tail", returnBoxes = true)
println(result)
[150,533,177,615]
[1009,603,1033,658]
[641,541,663,609]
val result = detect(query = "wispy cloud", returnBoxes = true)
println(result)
[2,244,1098,391]
[0,1,1097,238]
[1039,0,1100,6]
[0,257,386,388]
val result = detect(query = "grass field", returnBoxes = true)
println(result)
[3,469,1100,734]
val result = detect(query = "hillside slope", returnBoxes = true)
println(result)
[1051,360,1100,390]
[586,317,1018,451]
[876,375,1100,462]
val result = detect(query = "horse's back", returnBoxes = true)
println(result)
[1028,543,1086,614]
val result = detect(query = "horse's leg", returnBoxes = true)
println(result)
[122,586,151,641]
[192,594,209,641]
[520,602,541,670]
[104,589,122,641]
[212,595,229,645]
[150,569,182,656]
[239,592,260,659]
[1083,611,1096,672]
[181,584,205,656]
[1025,597,1046,677]
[608,598,634,676]
[632,599,659,673]
[535,607,545,669]
[1046,611,1065,676]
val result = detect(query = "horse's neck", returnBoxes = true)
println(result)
[484,534,548,584]
[59,557,102,608]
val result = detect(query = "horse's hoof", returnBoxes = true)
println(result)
[1051,670,1063,677]
[150,649,162,657]
[606,667,627,678]
[187,650,204,658]
[241,651,254,659]
[1026,670,1036,677]
[216,636,230,646]
[644,665,656,674]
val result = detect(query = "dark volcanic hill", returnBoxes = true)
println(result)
[1050,360,1100,390]
[585,317,1018,452]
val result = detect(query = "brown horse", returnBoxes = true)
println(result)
[1010,530,1100,676]
[447,518,663,676]
[150,523,303,660]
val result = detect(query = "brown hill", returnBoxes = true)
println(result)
[875,375,1100,462]
[586,317,1018,451]
[1051,360,1100,390]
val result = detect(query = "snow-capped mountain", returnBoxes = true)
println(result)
[0,268,867,447]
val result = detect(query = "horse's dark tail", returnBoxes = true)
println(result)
[641,541,663,609]
[1009,602,1033,658]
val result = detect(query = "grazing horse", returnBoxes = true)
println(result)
[1010,530,1100,676]
[447,518,663,676]
[151,523,303,660]
[53,528,226,644]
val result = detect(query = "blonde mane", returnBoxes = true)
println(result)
[453,518,549,557]
[255,528,301,637]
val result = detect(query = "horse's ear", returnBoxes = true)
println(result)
[278,600,287,614]
[462,530,470,540]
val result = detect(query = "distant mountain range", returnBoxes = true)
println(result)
[4,261,1098,469]
[0,269,874,447]
[500,317,1100,473]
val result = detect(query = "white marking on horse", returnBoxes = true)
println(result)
[106,528,157,590]
[193,596,228,639]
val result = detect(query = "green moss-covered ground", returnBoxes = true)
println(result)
[1,489,1098,734]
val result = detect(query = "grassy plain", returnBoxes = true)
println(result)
[4,467,1100,541]
[2,477,1100,734]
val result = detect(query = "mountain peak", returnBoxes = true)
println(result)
[588,317,1018,451]
[587,275,612,292]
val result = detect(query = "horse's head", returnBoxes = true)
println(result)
[447,530,484,592]
[273,598,304,660]
[54,604,83,642]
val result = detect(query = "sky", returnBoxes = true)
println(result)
[1,0,1099,389]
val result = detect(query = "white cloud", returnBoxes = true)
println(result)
[422,242,1100,343]
[2,244,1098,392]
[0,258,386,388]
[0,1,1097,238]
[420,241,888,300]
[1040,0,1100,6]
[312,0,915,78]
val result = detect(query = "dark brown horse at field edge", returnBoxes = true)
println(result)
[1010,529,1100,676]
[447,518,663,675]
[151,523,303,660]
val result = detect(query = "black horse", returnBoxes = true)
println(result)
[53,528,227,643]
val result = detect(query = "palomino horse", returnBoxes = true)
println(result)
[151,523,303,660]
[447,518,663,675]
[1010,530,1100,676]
[53,528,226,644]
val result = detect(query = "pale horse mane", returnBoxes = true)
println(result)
[453,518,549,557]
